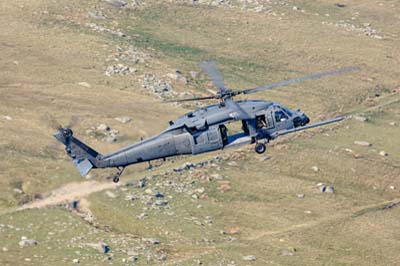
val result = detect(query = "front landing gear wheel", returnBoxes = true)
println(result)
[255,143,266,154]
[113,176,120,183]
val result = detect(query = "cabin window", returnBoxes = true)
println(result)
[256,115,267,129]
[275,111,288,122]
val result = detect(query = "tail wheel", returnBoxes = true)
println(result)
[255,143,266,154]
[113,176,120,183]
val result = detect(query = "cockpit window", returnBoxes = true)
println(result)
[275,111,289,122]
[282,107,292,116]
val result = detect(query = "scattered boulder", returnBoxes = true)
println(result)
[105,64,136,76]
[72,258,80,264]
[115,116,132,124]
[389,122,396,126]
[311,166,319,172]
[296,193,305,198]
[2,115,12,121]
[379,151,388,157]
[105,191,117,199]
[77,82,91,88]
[243,255,256,261]
[354,141,371,147]
[317,183,334,193]
[167,70,187,84]
[19,237,37,248]
[353,115,368,122]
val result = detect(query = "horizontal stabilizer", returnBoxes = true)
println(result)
[73,158,93,176]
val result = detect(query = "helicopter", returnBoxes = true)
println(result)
[53,61,358,182]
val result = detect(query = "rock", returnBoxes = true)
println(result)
[189,71,198,79]
[296,193,305,198]
[318,184,334,193]
[3,115,12,121]
[78,82,91,88]
[97,124,110,132]
[311,166,319,172]
[127,255,138,262]
[106,136,117,143]
[2,247,8,252]
[389,122,396,126]
[354,141,371,147]
[154,200,168,206]
[142,238,160,245]
[292,6,299,11]
[105,64,136,76]
[115,116,132,124]
[259,156,270,162]
[353,115,368,122]
[281,250,295,256]
[167,70,187,84]
[105,191,117,198]
[335,3,346,8]
[390,185,395,190]
[227,161,238,166]
[105,0,127,7]
[72,258,80,264]
[97,242,110,254]
[19,238,37,248]
[13,188,23,194]
[137,213,148,220]
[243,255,256,261]
[379,151,388,156]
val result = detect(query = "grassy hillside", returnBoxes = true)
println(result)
[0,0,399,265]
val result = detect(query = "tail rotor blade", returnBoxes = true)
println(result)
[43,112,63,131]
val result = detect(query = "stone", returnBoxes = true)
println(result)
[311,166,319,172]
[78,82,91,88]
[167,70,187,84]
[97,242,110,254]
[97,124,110,132]
[189,71,198,79]
[353,115,368,122]
[137,213,148,220]
[227,161,238,166]
[13,188,23,194]
[2,247,8,252]
[354,141,371,147]
[106,136,117,143]
[154,200,168,206]
[142,238,160,245]
[242,255,256,261]
[72,258,80,264]
[3,115,12,121]
[318,184,334,193]
[259,156,270,162]
[105,191,117,198]
[115,116,132,124]
[389,122,396,126]
[281,250,295,256]
[296,193,305,198]
[379,151,388,156]
[19,238,37,248]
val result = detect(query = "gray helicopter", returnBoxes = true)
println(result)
[53,61,358,182]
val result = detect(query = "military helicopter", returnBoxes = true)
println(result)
[53,61,358,182]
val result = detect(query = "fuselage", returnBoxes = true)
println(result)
[97,100,309,168]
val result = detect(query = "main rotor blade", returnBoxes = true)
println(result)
[239,66,360,95]
[165,95,217,103]
[225,98,252,120]
[200,61,227,93]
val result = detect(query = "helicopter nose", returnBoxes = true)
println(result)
[301,114,310,125]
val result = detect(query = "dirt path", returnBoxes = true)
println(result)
[18,180,121,210]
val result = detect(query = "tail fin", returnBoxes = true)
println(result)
[54,128,102,176]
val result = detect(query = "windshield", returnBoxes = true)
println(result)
[281,106,292,116]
